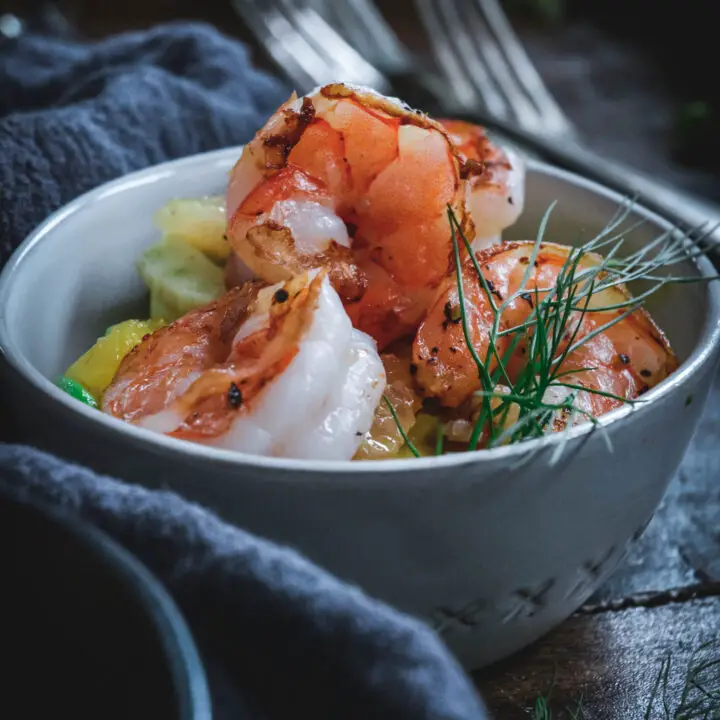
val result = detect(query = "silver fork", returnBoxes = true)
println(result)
[233,0,452,107]
[231,0,390,93]
[416,0,575,139]
[416,0,720,238]
[307,0,410,74]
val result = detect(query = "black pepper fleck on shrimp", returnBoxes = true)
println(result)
[103,272,386,460]
[407,240,679,450]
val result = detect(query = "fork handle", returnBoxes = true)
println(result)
[450,107,720,252]
[535,141,720,264]
[506,123,720,235]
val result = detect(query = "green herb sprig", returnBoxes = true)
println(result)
[383,395,420,458]
[389,200,718,458]
[449,203,625,452]
[645,642,720,719]
[528,641,720,719]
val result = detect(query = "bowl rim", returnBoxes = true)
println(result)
[1,145,719,476]
[0,483,212,720]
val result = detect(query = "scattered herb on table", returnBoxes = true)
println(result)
[526,641,720,719]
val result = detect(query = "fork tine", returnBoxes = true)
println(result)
[281,0,389,90]
[475,0,575,136]
[458,1,541,125]
[233,0,389,93]
[232,0,326,91]
[415,0,506,117]
[323,0,410,73]
[417,0,513,120]
[417,0,575,138]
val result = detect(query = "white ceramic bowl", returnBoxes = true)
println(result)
[1,147,719,670]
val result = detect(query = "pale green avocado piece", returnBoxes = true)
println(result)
[137,235,225,322]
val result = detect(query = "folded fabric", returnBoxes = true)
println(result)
[0,443,488,720]
[0,22,488,720]
[0,21,288,263]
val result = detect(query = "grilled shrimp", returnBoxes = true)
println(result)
[103,272,386,460]
[440,120,526,250]
[413,241,679,415]
[225,83,524,349]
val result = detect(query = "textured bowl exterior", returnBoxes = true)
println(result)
[2,147,719,669]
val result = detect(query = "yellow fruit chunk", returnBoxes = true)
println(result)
[65,318,166,401]
[153,196,230,262]
[396,413,439,458]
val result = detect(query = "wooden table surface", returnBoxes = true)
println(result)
[6,2,720,716]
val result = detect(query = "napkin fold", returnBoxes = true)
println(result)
[0,21,286,262]
[0,22,488,720]
[0,444,486,720]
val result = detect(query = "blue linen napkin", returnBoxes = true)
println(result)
[0,21,286,260]
[0,22,488,720]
